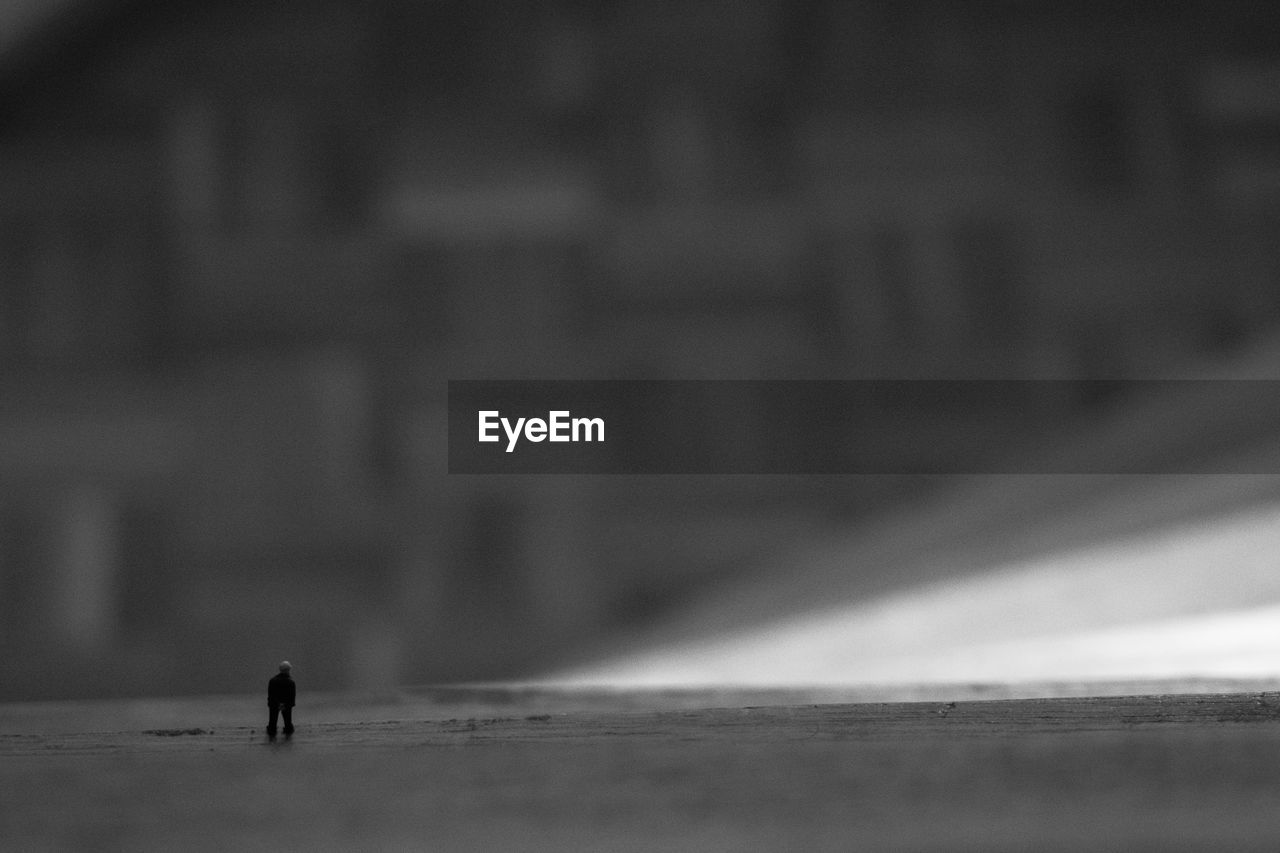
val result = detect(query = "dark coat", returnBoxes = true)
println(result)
[268,672,296,707]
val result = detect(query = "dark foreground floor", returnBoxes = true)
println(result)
[6,686,1280,851]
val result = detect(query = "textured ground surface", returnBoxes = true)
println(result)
[6,686,1280,851]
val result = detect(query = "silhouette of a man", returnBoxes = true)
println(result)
[267,661,296,740]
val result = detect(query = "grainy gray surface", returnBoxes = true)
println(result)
[5,688,1280,851]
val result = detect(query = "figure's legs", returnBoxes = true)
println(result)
[282,706,293,737]
[267,703,280,739]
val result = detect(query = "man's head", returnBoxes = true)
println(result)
[279,661,291,673]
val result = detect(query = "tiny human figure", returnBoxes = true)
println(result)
[266,661,296,740]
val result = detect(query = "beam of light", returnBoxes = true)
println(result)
[551,500,1280,687]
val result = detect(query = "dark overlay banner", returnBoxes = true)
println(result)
[447,380,1280,474]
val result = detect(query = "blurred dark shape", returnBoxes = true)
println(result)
[0,0,1279,700]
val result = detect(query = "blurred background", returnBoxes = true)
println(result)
[2,0,1280,700]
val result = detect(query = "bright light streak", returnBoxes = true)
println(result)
[553,502,1280,687]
